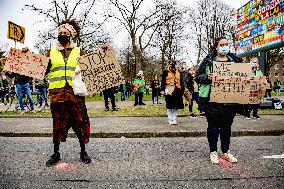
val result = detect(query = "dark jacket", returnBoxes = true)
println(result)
[5,72,31,85]
[196,52,244,114]
[183,73,194,93]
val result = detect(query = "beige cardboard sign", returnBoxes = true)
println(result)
[249,76,266,104]
[210,62,251,104]
[78,47,123,95]
[3,48,49,79]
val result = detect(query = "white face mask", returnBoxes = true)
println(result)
[218,46,230,56]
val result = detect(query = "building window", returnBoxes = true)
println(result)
[275,64,279,69]
[275,72,279,77]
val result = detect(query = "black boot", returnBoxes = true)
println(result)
[80,151,91,164]
[46,153,60,167]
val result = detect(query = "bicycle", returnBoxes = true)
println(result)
[2,85,47,112]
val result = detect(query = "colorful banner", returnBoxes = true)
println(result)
[236,0,284,56]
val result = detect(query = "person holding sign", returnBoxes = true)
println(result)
[160,60,184,125]
[249,60,263,119]
[196,37,243,164]
[42,19,91,167]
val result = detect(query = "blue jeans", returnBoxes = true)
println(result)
[37,87,48,105]
[16,84,34,111]
[121,90,126,99]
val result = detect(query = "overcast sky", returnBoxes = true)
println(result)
[0,0,250,54]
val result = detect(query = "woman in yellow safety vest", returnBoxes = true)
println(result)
[45,19,91,167]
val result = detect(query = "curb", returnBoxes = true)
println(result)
[1,130,283,138]
[0,114,283,119]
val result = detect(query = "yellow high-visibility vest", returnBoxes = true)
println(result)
[48,47,80,89]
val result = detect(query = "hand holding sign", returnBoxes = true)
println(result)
[3,48,49,80]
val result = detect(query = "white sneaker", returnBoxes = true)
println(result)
[168,119,173,124]
[210,151,220,164]
[172,119,178,125]
[220,152,238,163]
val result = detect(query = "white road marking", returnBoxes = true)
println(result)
[263,154,284,159]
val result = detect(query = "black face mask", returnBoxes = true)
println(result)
[58,35,70,45]
[170,64,176,70]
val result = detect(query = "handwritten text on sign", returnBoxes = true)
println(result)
[78,47,123,95]
[210,62,251,104]
[249,76,266,104]
[3,48,49,80]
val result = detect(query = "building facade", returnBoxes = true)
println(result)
[269,58,284,87]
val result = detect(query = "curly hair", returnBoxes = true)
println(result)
[59,19,80,39]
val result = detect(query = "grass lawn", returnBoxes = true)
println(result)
[85,93,153,102]
[1,103,283,117]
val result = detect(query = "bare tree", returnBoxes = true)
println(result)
[108,0,165,73]
[189,0,235,65]
[151,0,188,71]
[24,0,111,52]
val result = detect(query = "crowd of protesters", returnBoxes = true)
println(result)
[0,17,283,167]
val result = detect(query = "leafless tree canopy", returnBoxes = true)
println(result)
[24,0,111,53]
[21,0,282,80]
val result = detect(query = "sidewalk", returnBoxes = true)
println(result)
[0,115,283,138]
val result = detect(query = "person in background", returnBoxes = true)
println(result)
[120,79,127,101]
[196,37,243,164]
[6,71,36,115]
[145,82,150,95]
[151,75,160,104]
[133,74,146,106]
[126,80,132,97]
[160,60,184,125]
[248,60,263,119]
[184,66,201,118]
[35,77,49,108]
[274,79,282,95]
[103,87,118,111]
[265,77,272,98]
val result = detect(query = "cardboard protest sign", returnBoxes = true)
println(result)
[249,76,266,104]
[210,62,251,104]
[78,46,123,95]
[3,48,49,80]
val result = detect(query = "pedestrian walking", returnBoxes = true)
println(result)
[42,19,91,166]
[160,60,184,125]
[196,37,243,164]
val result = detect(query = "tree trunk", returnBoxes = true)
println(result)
[130,32,140,74]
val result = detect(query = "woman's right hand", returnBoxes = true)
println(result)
[208,73,213,80]
[160,91,165,96]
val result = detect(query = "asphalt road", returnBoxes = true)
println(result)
[0,136,283,189]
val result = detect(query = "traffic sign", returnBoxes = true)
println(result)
[8,21,25,44]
